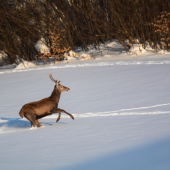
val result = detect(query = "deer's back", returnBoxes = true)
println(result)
[21,97,58,116]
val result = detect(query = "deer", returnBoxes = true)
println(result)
[19,73,74,127]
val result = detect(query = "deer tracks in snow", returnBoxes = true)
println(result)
[48,103,170,119]
[1,102,170,133]
[1,60,170,74]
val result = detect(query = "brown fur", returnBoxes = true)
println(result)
[19,75,74,127]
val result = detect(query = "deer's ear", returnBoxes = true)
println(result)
[56,83,59,88]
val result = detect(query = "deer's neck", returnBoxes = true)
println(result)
[50,88,61,104]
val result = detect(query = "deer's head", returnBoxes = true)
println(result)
[48,73,70,92]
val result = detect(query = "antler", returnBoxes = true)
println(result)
[48,73,58,83]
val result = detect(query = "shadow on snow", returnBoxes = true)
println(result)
[0,117,66,131]
[0,117,30,128]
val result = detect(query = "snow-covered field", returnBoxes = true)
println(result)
[0,41,170,170]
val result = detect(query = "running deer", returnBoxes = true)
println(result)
[19,73,74,127]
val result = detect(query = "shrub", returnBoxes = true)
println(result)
[37,30,70,63]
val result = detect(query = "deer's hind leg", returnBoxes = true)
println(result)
[24,112,36,127]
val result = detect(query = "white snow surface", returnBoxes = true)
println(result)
[15,60,36,69]
[34,38,50,54]
[0,41,170,170]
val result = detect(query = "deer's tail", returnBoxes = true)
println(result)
[19,109,24,118]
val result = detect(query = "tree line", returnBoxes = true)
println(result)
[0,0,170,65]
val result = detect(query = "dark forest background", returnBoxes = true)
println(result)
[1,0,170,65]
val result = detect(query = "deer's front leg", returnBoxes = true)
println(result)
[52,108,74,122]
[35,120,42,127]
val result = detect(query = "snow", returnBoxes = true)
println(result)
[68,50,79,58]
[0,51,7,61]
[79,53,92,60]
[15,60,36,69]
[128,44,147,55]
[34,38,50,54]
[0,41,170,170]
